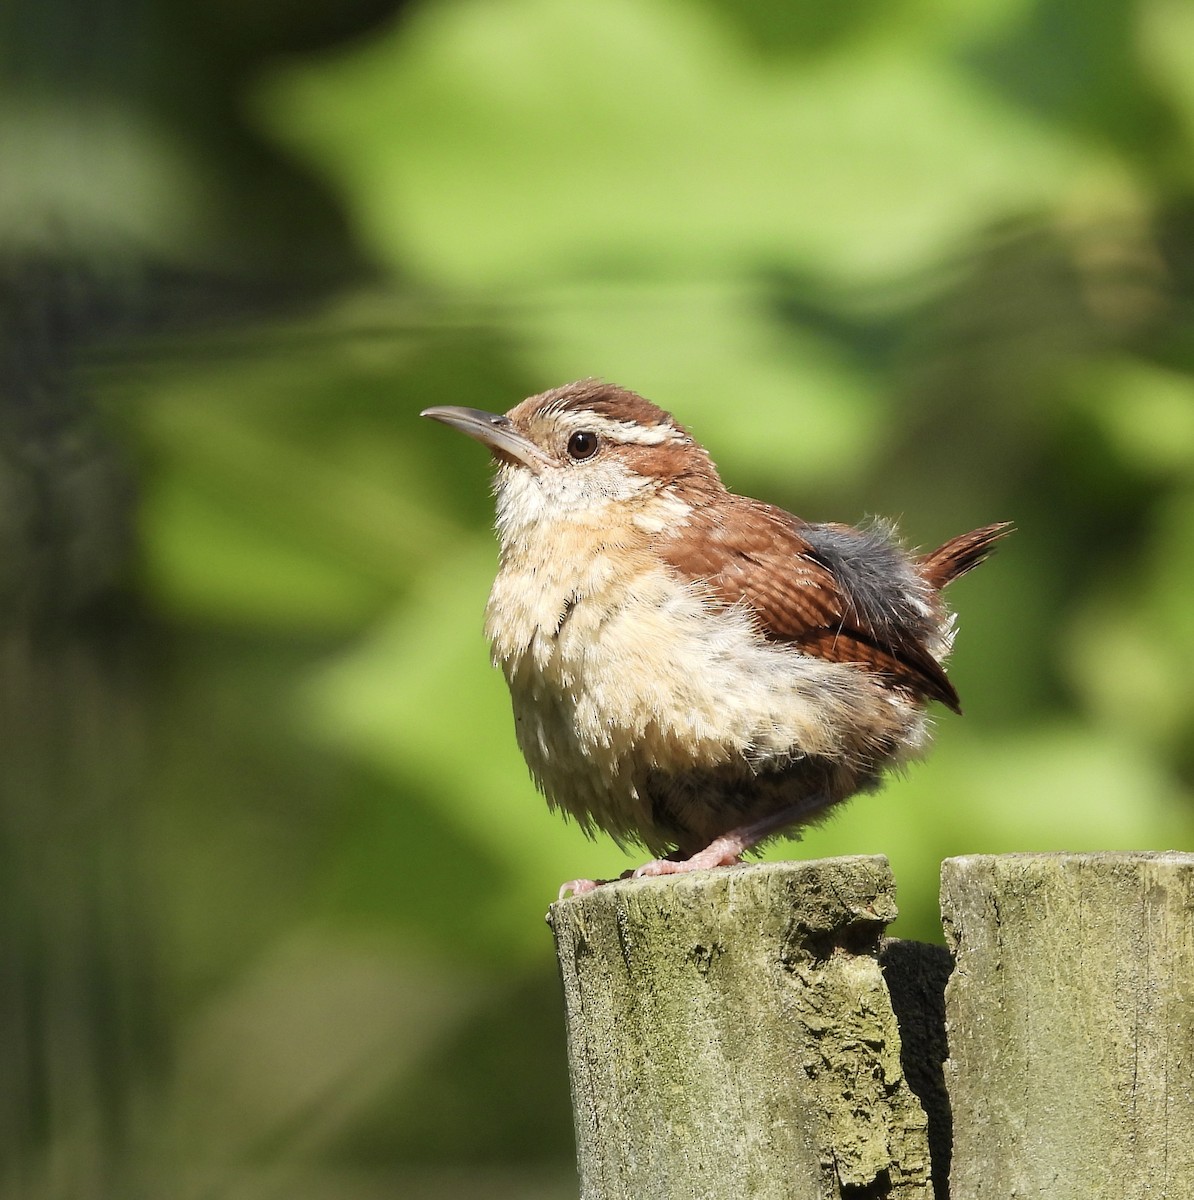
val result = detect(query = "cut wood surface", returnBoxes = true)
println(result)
[942,851,1194,1199]
[549,857,932,1200]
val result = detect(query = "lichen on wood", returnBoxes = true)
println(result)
[942,851,1194,1199]
[549,857,933,1200]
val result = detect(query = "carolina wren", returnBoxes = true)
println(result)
[422,380,1009,896]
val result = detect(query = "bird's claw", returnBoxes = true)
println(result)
[559,846,745,898]
[557,878,601,900]
[631,858,681,879]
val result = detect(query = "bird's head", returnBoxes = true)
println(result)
[422,380,724,543]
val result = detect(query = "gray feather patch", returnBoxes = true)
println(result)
[801,520,933,646]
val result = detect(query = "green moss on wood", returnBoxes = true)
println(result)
[942,852,1194,1199]
[549,858,933,1200]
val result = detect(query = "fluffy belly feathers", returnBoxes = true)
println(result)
[485,556,926,853]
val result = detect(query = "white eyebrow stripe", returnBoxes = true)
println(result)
[570,414,688,445]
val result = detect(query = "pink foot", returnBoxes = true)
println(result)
[558,878,601,900]
[558,868,643,899]
[632,835,745,880]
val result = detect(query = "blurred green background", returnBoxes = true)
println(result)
[4,0,1194,1194]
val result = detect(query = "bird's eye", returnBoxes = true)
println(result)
[567,430,599,461]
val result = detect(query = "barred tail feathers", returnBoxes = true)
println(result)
[920,522,1013,590]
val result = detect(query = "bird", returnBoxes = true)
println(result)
[422,379,1010,897]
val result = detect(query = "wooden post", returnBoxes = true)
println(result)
[941,852,1194,1198]
[548,857,934,1200]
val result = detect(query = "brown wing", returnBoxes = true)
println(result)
[655,498,962,711]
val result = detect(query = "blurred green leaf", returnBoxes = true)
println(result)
[255,0,1093,289]
[0,97,210,255]
[1071,357,1194,476]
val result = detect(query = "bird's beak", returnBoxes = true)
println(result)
[420,406,552,471]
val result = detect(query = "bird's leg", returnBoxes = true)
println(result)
[632,795,832,880]
[560,795,832,895]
